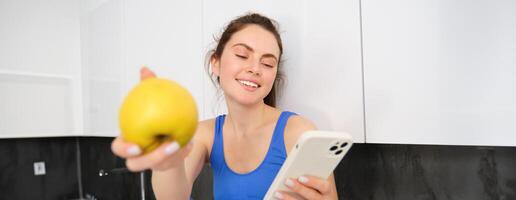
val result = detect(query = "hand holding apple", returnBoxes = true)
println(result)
[118,68,198,154]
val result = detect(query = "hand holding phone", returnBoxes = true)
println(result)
[264,130,353,200]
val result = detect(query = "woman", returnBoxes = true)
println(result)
[112,13,339,200]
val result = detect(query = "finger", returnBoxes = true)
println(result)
[284,178,321,200]
[111,136,142,158]
[273,191,303,200]
[140,66,157,80]
[297,175,331,194]
[125,141,183,172]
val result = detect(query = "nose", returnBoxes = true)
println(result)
[246,59,261,76]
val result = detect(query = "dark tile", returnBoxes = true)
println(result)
[335,144,516,200]
[0,137,79,200]
[78,137,150,200]
[78,137,214,200]
[3,137,515,200]
[191,165,214,200]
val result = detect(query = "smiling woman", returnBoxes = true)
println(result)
[205,13,284,108]
[210,24,281,107]
[111,13,339,200]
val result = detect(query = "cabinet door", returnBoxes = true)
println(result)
[202,0,364,142]
[124,0,204,127]
[81,0,125,137]
[82,0,204,137]
[362,0,516,145]
[0,0,82,137]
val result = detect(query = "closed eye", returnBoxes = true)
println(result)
[236,54,248,59]
[262,63,274,68]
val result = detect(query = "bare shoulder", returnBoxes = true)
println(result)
[286,115,317,131]
[196,119,215,134]
[193,118,215,145]
[283,114,317,154]
[191,118,216,162]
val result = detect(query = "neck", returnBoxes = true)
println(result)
[225,98,270,136]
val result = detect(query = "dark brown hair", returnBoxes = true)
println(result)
[206,13,284,107]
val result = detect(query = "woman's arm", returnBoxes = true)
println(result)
[151,120,212,199]
[281,115,339,200]
[151,161,191,200]
[112,67,212,199]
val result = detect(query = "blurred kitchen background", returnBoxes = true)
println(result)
[1,0,515,199]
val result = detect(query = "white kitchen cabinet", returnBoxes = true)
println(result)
[362,0,516,146]
[202,0,365,142]
[81,0,204,137]
[0,0,82,137]
[1,0,204,138]
[80,0,125,137]
[0,0,363,140]
[84,0,365,139]
[123,0,204,125]
[11,0,513,146]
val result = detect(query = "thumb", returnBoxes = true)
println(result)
[140,66,157,80]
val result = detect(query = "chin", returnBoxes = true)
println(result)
[238,98,264,107]
[230,95,265,107]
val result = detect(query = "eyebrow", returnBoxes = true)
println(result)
[232,43,278,62]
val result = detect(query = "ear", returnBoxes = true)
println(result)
[210,57,220,77]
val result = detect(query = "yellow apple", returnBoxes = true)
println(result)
[119,78,198,154]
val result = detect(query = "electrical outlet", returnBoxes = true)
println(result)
[34,161,46,176]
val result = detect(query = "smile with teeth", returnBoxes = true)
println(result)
[237,79,260,88]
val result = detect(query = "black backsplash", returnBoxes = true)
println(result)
[1,137,515,200]
[336,144,516,200]
[78,137,149,200]
[0,137,79,200]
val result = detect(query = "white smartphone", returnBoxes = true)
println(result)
[263,130,353,200]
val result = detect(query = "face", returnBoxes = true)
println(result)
[211,25,280,106]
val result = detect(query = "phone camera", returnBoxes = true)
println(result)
[329,145,338,151]
[335,149,343,155]
[340,143,348,148]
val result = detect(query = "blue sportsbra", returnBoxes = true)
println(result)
[209,111,297,199]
